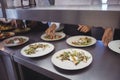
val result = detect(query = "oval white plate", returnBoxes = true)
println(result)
[21,42,54,57]
[41,32,66,41]
[3,36,29,47]
[0,32,15,40]
[108,40,120,54]
[66,35,96,47]
[51,48,93,70]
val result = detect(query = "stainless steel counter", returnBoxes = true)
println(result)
[6,7,120,28]
[1,30,120,80]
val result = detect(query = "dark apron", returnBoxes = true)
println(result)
[114,29,120,40]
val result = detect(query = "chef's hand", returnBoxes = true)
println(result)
[102,27,113,46]
[45,24,57,39]
[11,19,17,27]
[77,25,91,33]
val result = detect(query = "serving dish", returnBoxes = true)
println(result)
[66,35,96,47]
[21,42,54,57]
[51,48,93,70]
[41,32,66,41]
[3,36,29,47]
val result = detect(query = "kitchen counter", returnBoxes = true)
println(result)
[1,30,120,80]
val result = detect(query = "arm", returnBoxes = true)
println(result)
[77,25,91,33]
[102,27,114,46]
[78,25,114,46]
[45,22,60,38]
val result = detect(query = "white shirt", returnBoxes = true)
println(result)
[49,22,60,29]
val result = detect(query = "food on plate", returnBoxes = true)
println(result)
[0,33,5,39]
[41,32,66,41]
[0,32,15,39]
[72,37,92,46]
[21,42,54,57]
[0,25,13,31]
[13,28,30,33]
[5,37,26,44]
[57,50,90,65]
[24,43,49,55]
[44,34,62,39]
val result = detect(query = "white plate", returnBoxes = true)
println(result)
[41,32,66,41]
[0,32,15,40]
[108,40,120,54]
[51,48,93,70]
[66,35,96,47]
[21,42,54,57]
[3,36,29,47]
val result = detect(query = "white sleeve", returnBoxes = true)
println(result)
[41,21,48,24]
[49,22,60,30]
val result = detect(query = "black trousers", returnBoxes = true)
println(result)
[114,29,120,40]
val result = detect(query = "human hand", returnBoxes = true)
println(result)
[102,27,113,46]
[11,20,17,27]
[45,24,57,39]
[77,25,91,33]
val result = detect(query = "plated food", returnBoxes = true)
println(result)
[108,40,120,54]
[13,27,31,34]
[0,32,15,40]
[66,36,96,47]
[41,32,66,41]
[51,48,93,70]
[21,42,54,57]
[0,25,14,31]
[3,36,29,47]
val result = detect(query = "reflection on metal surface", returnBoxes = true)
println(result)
[102,0,108,3]
[0,42,13,54]
[102,4,108,10]
[0,47,5,51]
[3,0,120,26]
[107,0,120,4]
[6,8,120,28]
[0,43,5,51]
